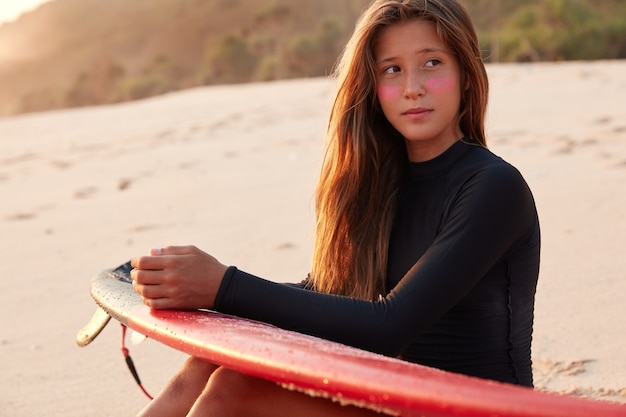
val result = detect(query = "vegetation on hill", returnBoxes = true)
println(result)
[467,0,626,62]
[0,0,624,116]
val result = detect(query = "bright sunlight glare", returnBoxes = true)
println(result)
[0,0,52,25]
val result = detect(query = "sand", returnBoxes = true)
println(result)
[0,60,624,415]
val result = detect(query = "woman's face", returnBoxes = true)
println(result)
[374,19,463,162]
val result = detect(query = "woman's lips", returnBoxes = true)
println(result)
[403,108,432,119]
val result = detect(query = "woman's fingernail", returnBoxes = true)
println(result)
[150,248,162,256]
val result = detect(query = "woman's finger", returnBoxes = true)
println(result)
[152,245,200,256]
[134,282,176,310]
[131,255,164,270]
[131,247,199,270]
[131,268,167,285]
[134,279,175,302]
[141,296,172,310]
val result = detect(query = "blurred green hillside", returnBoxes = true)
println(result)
[0,0,624,116]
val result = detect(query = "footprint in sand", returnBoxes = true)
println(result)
[6,212,37,221]
[125,223,174,233]
[533,358,595,386]
[552,136,597,155]
[595,116,612,125]
[74,186,98,199]
[562,386,626,401]
[0,152,38,166]
[50,160,72,170]
[118,178,132,191]
[5,203,54,221]
[151,129,177,146]
[552,136,576,155]
[274,242,296,251]
[208,112,243,132]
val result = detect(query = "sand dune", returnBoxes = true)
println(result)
[0,60,624,415]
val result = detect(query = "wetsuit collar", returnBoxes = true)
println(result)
[408,139,471,180]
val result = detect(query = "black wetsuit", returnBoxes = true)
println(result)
[215,140,540,387]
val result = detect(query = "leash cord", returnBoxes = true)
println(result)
[121,324,153,400]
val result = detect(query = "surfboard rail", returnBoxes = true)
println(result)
[82,267,626,417]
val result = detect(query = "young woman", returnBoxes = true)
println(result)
[130,0,541,415]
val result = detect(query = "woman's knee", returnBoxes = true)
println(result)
[194,367,271,414]
[136,357,218,417]
[167,356,218,395]
[208,367,262,399]
[182,356,219,374]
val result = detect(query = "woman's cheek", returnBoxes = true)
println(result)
[377,85,402,101]
[425,77,455,95]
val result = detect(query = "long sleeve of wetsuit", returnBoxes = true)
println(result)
[214,155,538,358]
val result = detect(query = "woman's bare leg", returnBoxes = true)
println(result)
[187,367,383,417]
[136,356,218,417]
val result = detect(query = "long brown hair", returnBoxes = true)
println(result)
[310,0,489,300]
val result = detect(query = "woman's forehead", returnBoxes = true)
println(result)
[373,20,450,59]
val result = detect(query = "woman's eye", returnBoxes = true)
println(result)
[383,65,400,74]
[425,59,442,68]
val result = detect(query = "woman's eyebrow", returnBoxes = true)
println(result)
[377,47,450,62]
[376,56,398,65]
[417,47,450,55]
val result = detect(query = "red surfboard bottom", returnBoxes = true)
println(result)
[127,308,625,417]
[89,269,626,416]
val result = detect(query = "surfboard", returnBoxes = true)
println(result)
[78,263,626,416]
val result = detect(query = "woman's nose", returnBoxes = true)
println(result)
[403,72,426,99]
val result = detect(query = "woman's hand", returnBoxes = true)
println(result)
[130,245,228,310]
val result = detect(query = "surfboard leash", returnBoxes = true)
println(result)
[121,324,154,400]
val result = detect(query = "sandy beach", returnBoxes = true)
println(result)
[0,60,625,415]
